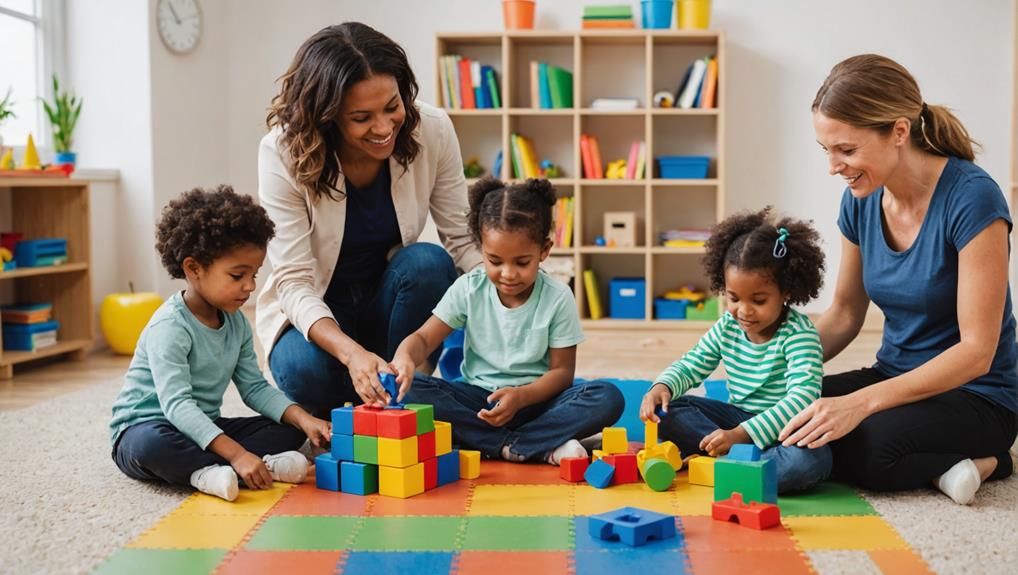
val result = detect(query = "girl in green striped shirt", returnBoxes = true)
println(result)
[640,208,832,492]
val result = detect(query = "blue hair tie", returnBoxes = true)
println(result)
[773,227,789,258]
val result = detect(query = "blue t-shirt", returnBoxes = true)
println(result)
[838,156,1017,413]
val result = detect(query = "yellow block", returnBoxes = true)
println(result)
[591,449,605,461]
[644,420,658,447]
[647,441,682,470]
[460,449,481,479]
[434,420,452,456]
[378,435,418,468]
[635,449,648,478]
[378,462,424,498]
[602,427,628,454]
[19,133,40,170]
[688,455,715,486]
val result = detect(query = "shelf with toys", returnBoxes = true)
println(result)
[437,29,724,329]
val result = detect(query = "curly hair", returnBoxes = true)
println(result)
[702,207,825,306]
[467,176,557,247]
[155,185,276,279]
[266,22,421,201]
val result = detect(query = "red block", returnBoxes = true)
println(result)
[376,409,417,439]
[605,453,639,485]
[423,457,438,490]
[560,457,590,482]
[353,405,381,436]
[417,430,436,461]
[712,492,781,530]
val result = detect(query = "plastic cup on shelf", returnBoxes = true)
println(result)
[503,0,535,30]
[678,0,711,30]
[642,0,674,29]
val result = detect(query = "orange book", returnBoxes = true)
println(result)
[580,134,595,179]
[582,20,635,29]
[700,57,719,109]
[458,58,476,109]
[589,135,604,179]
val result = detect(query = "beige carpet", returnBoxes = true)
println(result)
[0,377,1015,574]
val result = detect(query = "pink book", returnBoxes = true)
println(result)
[625,141,640,179]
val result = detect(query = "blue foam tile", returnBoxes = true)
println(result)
[332,433,355,461]
[590,378,730,443]
[573,549,690,575]
[575,516,684,551]
[341,551,454,575]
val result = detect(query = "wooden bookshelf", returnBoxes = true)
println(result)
[437,30,725,330]
[0,178,94,378]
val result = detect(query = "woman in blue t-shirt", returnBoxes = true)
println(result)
[780,54,1017,505]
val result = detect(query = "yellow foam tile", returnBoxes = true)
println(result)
[175,483,293,516]
[573,483,676,516]
[784,516,909,550]
[671,479,715,516]
[468,484,573,516]
[128,511,261,549]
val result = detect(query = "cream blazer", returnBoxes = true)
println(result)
[255,102,483,361]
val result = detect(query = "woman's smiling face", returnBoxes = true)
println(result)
[813,112,905,198]
[338,73,405,164]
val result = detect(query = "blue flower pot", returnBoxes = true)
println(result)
[54,152,76,166]
[642,0,674,29]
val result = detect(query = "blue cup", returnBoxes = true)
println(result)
[642,0,674,29]
[54,151,76,166]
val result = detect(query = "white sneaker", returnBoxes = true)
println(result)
[545,439,588,466]
[190,464,239,501]
[263,451,309,484]
[935,458,981,505]
[297,439,330,463]
[579,432,603,453]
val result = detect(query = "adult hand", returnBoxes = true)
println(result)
[230,450,274,489]
[699,425,751,457]
[300,415,332,448]
[389,353,417,403]
[478,387,523,427]
[639,384,672,423]
[779,395,868,449]
[346,349,391,407]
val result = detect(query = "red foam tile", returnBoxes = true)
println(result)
[687,549,813,575]
[472,460,563,485]
[269,482,371,516]
[455,551,570,575]
[367,479,471,516]
[680,516,797,551]
[868,550,935,575]
[218,550,344,574]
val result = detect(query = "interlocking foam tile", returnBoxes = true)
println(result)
[245,516,360,551]
[777,482,877,517]
[671,480,716,516]
[574,549,690,574]
[784,516,909,550]
[269,482,372,516]
[461,516,572,551]
[574,515,683,551]
[573,483,676,515]
[687,549,814,575]
[868,549,935,575]
[454,551,571,575]
[217,550,344,575]
[93,548,227,575]
[350,516,464,551]
[175,483,292,516]
[472,460,564,485]
[127,512,261,549]
[341,551,454,574]
[468,484,573,516]
[808,550,882,574]
[368,480,473,516]
[679,516,798,551]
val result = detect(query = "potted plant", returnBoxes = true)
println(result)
[0,87,16,151]
[42,75,82,167]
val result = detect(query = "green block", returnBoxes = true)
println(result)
[352,516,464,551]
[354,435,378,465]
[246,516,360,550]
[686,297,720,321]
[405,403,435,434]
[462,516,572,551]
[643,458,676,492]
[714,457,777,504]
[93,549,226,575]
[777,482,877,516]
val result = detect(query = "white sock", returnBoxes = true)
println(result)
[500,445,527,463]
[579,432,603,453]
[263,451,309,484]
[545,439,587,466]
[935,458,981,505]
[189,464,239,501]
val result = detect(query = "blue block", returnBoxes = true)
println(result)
[437,450,459,485]
[378,372,404,407]
[314,453,340,491]
[588,506,677,547]
[340,461,378,495]
[727,443,761,462]
[332,406,354,436]
[609,278,646,319]
[585,458,615,489]
[332,433,354,461]
[575,516,683,551]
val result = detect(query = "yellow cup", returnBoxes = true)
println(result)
[677,0,711,29]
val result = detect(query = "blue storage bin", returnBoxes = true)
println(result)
[656,156,710,179]
[14,238,68,267]
[610,278,646,319]
[2,319,59,351]
[654,298,688,320]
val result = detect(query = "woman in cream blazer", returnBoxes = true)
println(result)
[257,23,481,416]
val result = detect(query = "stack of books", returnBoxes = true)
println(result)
[509,133,542,179]
[530,62,573,109]
[673,55,720,109]
[582,4,634,28]
[1,303,59,352]
[553,197,574,248]
[659,228,712,247]
[592,97,640,110]
[579,134,604,179]
[439,55,501,109]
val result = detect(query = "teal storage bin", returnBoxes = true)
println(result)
[654,298,688,320]
[657,156,710,179]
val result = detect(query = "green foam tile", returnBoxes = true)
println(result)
[246,516,361,550]
[93,548,226,575]
[777,482,877,516]
[351,516,464,551]
[462,516,572,551]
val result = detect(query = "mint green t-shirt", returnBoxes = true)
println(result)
[109,292,294,449]
[433,267,584,392]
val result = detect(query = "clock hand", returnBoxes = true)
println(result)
[167,0,182,24]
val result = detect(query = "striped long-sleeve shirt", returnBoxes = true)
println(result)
[655,308,824,448]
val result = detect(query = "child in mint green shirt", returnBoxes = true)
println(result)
[392,177,624,464]
[110,186,331,501]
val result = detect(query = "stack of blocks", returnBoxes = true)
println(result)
[562,422,680,492]
[713,443,777,504]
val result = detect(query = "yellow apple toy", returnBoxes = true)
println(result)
[100,283,163,355]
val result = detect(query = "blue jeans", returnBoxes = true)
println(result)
[659,395,832,493]
[269,243,458,416]
[112,417,306,487]
[404,375,626,461]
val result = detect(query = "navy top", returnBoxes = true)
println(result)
[325,163,401,295]
[838,156,1017,413]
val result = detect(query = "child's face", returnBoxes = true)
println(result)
[183,244,265,314]
[480,227,551,307]
[723,266,788,343]
[338,73,405,164]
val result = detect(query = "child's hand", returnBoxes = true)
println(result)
[640,384,673,423]
[347,349,392,407]
[478,387,522,427]
[389,353,417,403]
[699,426,752,457]
[301,415,332,448]
[230,450,274,490]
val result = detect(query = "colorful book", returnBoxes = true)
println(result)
[446,55,462,109]
[678,58,708,109]
[700,57,719,109]
[580,134,595,179]
[483,66,501,109]
[582,5,633,18]
[581,19,635,28]
[537,62,552,109]
[1,302,53,324]
[635,141,646,179]
[589,135,604,179]
[530,61,540,108]
[471,60,485,109]
[547,65,574,108]
[625,141,640,179]
[458,58,475,109]
[583,269,604,320]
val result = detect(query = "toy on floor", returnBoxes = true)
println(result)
[688,455,716,486]
[714,442,777,504]
[589,506,677,546]
[711,492,781,530]
[579,423,680,492]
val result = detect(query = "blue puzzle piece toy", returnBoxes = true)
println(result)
[728,443,762,462]
[378,372,404,407]
[584,458,615,489]
[588,506,677,547]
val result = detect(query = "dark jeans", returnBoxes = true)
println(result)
[659,394,832,493]
[112,416,306,487]
[404,375,626,461]
[824,367,1018,491]
[269,243,458,417]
